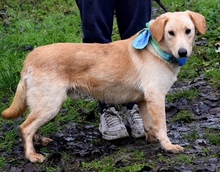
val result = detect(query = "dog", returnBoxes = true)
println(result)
[2,11,206,163]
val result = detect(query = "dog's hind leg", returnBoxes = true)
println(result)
[20,107,63,163]
[20,86,67,163]
[20,112,46,163]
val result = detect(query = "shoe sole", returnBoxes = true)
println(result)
[124,119,145,138]
[130,131,145,138]
[99,125,129,140]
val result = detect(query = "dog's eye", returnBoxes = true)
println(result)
[185,29,191,35]
[168,31,175,36]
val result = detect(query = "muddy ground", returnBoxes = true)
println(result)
[1,74,220,172]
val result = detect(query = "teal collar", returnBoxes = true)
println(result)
[132,21,188,66]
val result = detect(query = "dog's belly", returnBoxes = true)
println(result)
[68,86,144,104]
[97,89,144,104]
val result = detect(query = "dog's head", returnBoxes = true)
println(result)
[150,11,206,58]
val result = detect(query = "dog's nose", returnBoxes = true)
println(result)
[178,48,187,57]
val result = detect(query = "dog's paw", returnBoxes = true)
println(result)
[146,132,158,142]
[163,144,184,153]
[41,137,53,146]
[27,153,46,163]
[34,133,53,146]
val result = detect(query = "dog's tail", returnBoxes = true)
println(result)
[2,79,27,119]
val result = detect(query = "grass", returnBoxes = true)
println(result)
[166,88,199,102]
[183,129,200,141]
[0,0,220,171]
[81,148,148,172]
[171,110,195,123]
[205,130,220,146]
[0,157,6,169]
[0,129,19,151]
[207,133,220,146]
[177,154,195,165]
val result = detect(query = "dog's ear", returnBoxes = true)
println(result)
[150,15,168,42]
[186,10,206,34]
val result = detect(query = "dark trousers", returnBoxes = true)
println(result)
[76,0,152,112]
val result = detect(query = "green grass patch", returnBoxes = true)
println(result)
[171,110,195,123]
[0,128,19,152]
[166,88,199,102]
[0,157,6,169]
[205,69,220,88]
[177,154,195,165]
[183,129,200,141]
[205,130,220,146]
[157,153,172,164]
[82,148,149,172]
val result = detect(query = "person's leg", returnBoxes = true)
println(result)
[76,0,114,43]
[116,0,152,110]
[115,0,152,39]
[116,0,151,111]
[76,0,129,140]
[115,0,152,138]
[76,0,114,112]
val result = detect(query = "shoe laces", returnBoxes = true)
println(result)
[130,109,143,125]
[104,109,122,128]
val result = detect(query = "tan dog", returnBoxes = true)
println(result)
[2,11,206,163]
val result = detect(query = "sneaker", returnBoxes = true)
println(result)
[124,105,145,138]
[99,107,129,140]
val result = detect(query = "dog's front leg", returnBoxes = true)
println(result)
[138,92,184,153]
